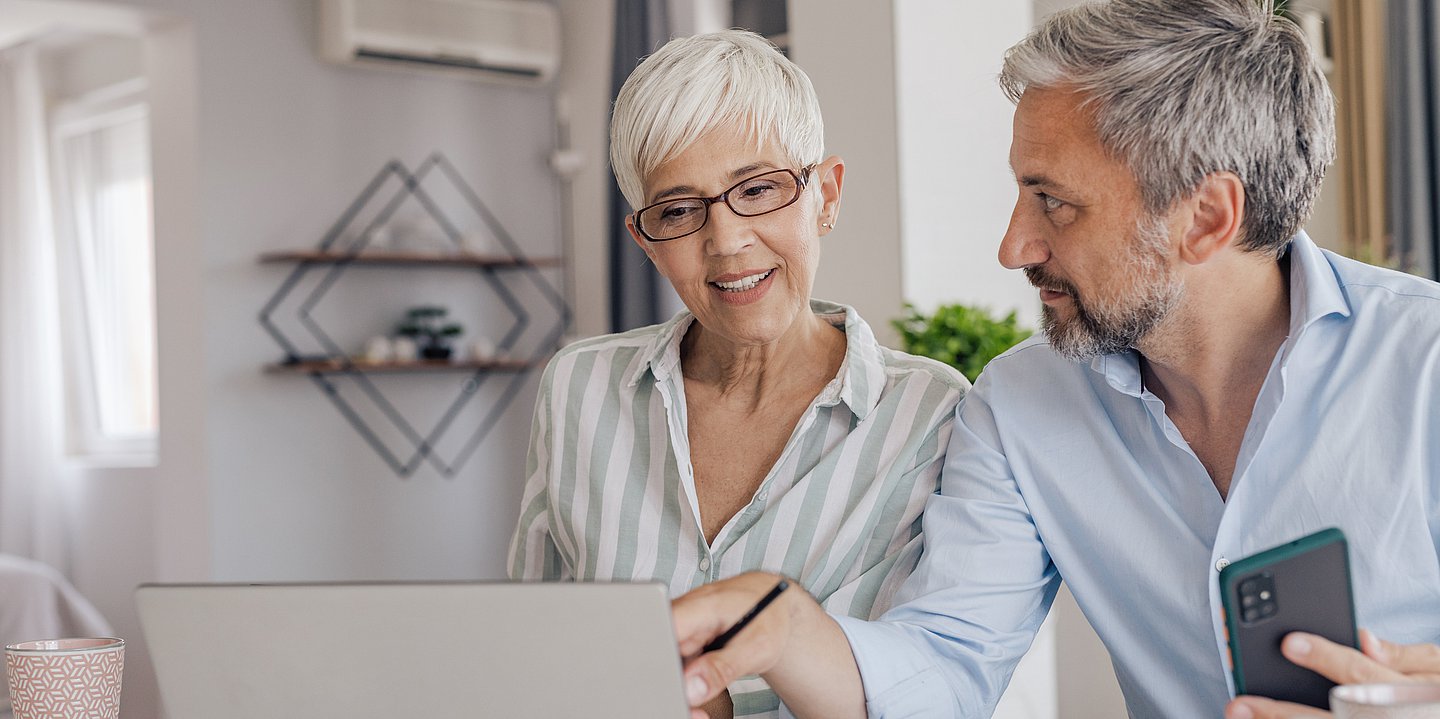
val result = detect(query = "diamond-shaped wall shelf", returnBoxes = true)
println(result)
[258,153,568,478]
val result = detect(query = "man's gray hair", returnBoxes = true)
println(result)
[609,30,824,211]
[1000,0,1335,256]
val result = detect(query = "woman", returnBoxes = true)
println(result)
[508,30,967,718]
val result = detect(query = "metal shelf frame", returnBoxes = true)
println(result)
[258,153,568,478]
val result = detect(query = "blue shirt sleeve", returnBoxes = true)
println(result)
[837,377,1063,718]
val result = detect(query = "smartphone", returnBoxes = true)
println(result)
[1219,527,1358,708]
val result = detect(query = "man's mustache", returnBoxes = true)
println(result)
[1024,266,1079,297]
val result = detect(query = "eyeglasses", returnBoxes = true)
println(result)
[632,166,815,242]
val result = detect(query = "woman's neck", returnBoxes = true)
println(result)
[680,311,846,405]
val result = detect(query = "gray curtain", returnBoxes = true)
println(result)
[609,0,671,331]
[1387,0,1440,279]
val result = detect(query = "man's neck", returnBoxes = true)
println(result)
[1136,252,1291,497]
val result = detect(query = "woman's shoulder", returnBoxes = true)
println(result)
[553,323,668,358]
[538,320,681,387]
[878,346,971,394]
[817,299,970,399]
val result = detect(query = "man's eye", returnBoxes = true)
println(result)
[1040,193,1064,212]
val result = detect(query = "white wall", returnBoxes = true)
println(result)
[896,1,1040,323]
[23,2,567,717]
[789,0,905,347]
[189,0,557,585]
[554,0,614,340]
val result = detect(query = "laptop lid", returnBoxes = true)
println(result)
[135,582,689,718]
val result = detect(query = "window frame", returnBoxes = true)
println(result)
[48,77,159,465]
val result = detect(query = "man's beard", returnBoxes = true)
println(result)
[1026,213,1183,362]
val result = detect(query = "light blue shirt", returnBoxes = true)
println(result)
[835,233,1440,718]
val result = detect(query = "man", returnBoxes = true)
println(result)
[670,1,1440,717]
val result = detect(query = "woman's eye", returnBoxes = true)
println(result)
[740,182,777,197]
[661,204,696,220]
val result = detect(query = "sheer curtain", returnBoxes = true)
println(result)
[0,43,74,570]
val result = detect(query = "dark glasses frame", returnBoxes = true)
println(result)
[632,165,817,242]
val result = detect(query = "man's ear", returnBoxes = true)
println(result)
[817,156,845,236]
[1179,171,1245,265]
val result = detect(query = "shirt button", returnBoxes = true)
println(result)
[1215,557,1230,571]
[699,557,711,572]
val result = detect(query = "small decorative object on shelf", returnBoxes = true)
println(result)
[257,152,569,479]
[390,335,419,363]
[362,335,394,363]
[465,336,497,363]
[396,305,463,360]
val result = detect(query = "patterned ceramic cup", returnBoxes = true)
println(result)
[5,638,124,719]
[1331,683,1440,719]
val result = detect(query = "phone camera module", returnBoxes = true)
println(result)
[1237,573,1279,625]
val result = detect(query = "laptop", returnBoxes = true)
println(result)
[135,581,690,718]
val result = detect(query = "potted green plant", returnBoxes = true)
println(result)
[396,305,464,360]
[892,303,1033,383]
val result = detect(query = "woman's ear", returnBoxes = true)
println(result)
[817,156,845,236]
[1179,171,1245,265]
[626,215,657,263]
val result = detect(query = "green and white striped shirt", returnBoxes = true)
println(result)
[507,300,967,717]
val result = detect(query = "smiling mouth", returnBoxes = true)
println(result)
[711,269,774,293]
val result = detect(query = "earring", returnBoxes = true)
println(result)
[822,222,834,229]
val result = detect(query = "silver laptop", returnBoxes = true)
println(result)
[136,582,689,718]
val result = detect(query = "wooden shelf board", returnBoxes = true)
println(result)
[265,358,538,374]
[259,250,562,269]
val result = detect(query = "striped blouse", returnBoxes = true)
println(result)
[507,300,968,717]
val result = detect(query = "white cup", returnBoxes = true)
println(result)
[467,337,496,363]
[391,336,419,362]
[1330,683,1440,718]
[362,335,393,363]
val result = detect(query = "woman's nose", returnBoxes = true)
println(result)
[703,202,757,256]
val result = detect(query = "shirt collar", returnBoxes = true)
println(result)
[623,299,888,420]
[1285,230,1351,337]
[1090,231,1351,395]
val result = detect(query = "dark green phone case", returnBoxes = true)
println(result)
[1219,527,1358,709]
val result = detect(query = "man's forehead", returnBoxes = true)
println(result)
[1010,90,1109,171]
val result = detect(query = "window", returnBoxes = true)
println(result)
[50,78,158,461]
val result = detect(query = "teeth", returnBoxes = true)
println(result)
[713,270,772,292]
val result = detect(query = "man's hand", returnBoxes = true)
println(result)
[1224,629,1440,719]
[672,573,800,717]
[671,571,866,719]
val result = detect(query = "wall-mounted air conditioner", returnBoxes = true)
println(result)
[318,0,561,85]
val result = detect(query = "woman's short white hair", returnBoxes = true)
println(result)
[1000,0,1335,256]
[610,30,825,210]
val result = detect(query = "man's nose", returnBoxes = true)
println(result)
[998,202,1050,270]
